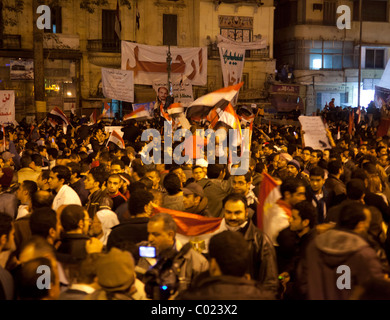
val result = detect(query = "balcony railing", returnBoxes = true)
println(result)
[87,39,121,53]
[0,34,21,49]
[207,43,270,60]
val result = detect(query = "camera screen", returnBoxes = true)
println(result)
[139,246,156,258]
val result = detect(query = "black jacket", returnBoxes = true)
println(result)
[238,220,279,295]
[57,233,90,264]
[177,275,275,300]
[85,189,112,219]
[107,217,149,251]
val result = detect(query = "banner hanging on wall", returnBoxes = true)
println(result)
[121,41,207,86]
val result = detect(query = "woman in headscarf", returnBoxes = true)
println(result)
[90,208,120,248]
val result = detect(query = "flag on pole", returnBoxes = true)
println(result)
[115,0,121,40]
[186,82,244,120]
[357,106,361,124]
[152,205,226,253]
[106,130,125,149]
[123,105,152,121]
[49,107,70,126]
[256,172,281,231]
[167,103,184,115]
[99,102,111,119]
[90,109,97,124]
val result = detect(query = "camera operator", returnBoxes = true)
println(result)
[137,212,209,299]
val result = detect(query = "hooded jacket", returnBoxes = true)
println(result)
[297,229,384,300]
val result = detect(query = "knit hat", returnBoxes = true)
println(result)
[96,248,135,292]
[0,167,14,187]
[182,182,204,198]
[287,160,300,171]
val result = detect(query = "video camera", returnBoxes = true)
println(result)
[142,243,192,300]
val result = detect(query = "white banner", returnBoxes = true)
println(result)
[298,116,331,150]
[0,91,16,124]
[121,41,207,86]
[218,44,246,105]
[102,68,134,103]
[217,34,267,50]
[104,126,124,137]
[153,81,193,107]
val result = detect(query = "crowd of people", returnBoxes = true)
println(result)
[0,100,390,301]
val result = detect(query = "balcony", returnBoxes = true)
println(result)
[0,34,21,49]
[207,43,270,60]
[87,39,121,53]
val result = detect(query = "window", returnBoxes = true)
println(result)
[323,1,337,26]
[163,14,177,46]
[353,0,387,22]
[275,0,297,29]
[365,49,385,69]
[102,10,119,51]
[44,6,62,33]
[305,40,358,70]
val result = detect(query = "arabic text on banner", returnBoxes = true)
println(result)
[0,91,16,124]
[217,34,267,50]
[218,44,246,105]
[102,68,134,103]
[298,116,331,150]
[153,82,193,107]
[121,41,207,86]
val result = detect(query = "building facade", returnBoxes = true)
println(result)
[0,0,276,122]
[274,0,390,115]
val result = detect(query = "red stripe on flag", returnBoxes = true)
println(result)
[257,172,281,231]
[153,206,222,236]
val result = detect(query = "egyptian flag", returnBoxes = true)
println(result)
[152,206,226,253]
[90,109,97,124]
[106,130,125,149]
[357,106,361,124]
[99,102,110,119]
[167,103,184,115]
[49,107,70,126]
[186,82,244,120]
[123,104,152,121]
[239,113,255,125]
[115,0,121,40]
[256,172,281,231]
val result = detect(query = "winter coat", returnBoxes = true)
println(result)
[296,229,384,300]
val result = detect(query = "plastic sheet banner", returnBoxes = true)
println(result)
[121,41,207,86]
[102,68,134,103]
[299,116,331,150]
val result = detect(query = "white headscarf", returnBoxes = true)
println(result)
[96,209,120,246]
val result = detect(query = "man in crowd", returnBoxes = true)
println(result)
[221,193,279,296]
[49,165,82,212]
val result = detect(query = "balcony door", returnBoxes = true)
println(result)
[102,9,118,51]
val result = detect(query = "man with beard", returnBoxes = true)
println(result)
[221,193,278,296]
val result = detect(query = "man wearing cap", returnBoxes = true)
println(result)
[277,153,292,181]
[183,182,210,216]
[86,248,147,300]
